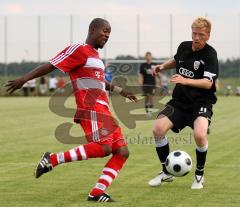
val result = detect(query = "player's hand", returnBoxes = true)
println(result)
[152,65,162,76]
[170,74,188,85]
[5,77,26,94]
[120,90,138,102]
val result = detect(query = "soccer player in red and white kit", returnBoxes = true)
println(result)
[6,18,137,202]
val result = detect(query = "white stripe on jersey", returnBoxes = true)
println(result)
[76,79,109,107]
[94,111,100,141]
[51,44,81,65]
[84,58,105,70]
[93,111,100,141]
[76,78,105,90]
[203,71,216,82]
[96,100,109,108]
[50,53,65,65]
[91,111,99,142]
[56,44,80,64]
[90,111,96,141]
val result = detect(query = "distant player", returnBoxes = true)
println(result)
[6,18,137,202]
[138,52,156,116]
[48,74,58,92]
[149,17,218,189]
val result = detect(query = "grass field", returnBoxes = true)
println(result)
[0,96,240,207]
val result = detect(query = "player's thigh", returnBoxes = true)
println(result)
[112,140,129,158]
[78,106,118,143]
[112,127,126,152]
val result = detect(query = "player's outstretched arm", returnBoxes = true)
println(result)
[105,81,137,102]
[152,58,176,76]
[119,89,137,102]
[5,63,56,94]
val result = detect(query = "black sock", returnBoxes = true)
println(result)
[195,149,207,176]
[145,105,149,112]
[156,144,169,174]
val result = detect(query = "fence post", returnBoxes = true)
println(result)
[4,16,8,77]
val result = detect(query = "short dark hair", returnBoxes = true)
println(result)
[145,51,152,56]
[89,18,109,31]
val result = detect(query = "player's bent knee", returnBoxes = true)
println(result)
[101,144,112,156]
[153,126,165,138]
[114,147,130,159]
[194,133,207,145]
[120,149,130,159]
[194,131,206,140]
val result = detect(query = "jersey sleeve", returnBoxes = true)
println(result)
[174,42,184,60]
[203,50,219,82]
[50,44,87,73]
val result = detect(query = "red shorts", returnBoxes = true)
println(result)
[74,103,127,150]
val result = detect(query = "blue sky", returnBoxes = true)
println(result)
[0,0,240,62]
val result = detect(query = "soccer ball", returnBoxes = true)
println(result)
[166,150,192,177]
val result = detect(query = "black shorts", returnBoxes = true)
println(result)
[157,100,213,133]
[29,87,35,92]
[142,85,155,95]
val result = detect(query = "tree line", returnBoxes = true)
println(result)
[0,57,240,77]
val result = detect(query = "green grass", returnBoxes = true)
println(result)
[0,96,240,207]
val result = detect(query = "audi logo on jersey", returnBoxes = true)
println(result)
[179,67,194,78]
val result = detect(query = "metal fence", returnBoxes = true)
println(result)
[0,14,240,96]
[1,14,240,63]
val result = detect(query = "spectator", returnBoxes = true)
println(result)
[138,51,157,116]
[22,82,29,96]
[28,79,36,96]
[105,68,113,83]
[39,76,47,96]
[226,84,233,96]
[236,86,240,96]
[49,74,58,92]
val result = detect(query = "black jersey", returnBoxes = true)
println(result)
[139,62,156,85]
[173,41,218,109]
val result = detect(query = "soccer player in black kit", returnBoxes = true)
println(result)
[148,17,218,189]
[138,52,156,116]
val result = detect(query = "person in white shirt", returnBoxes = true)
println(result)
[28,79,36,96]
[49,75,58,92]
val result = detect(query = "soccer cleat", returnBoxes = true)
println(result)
[34,152,53,178]
[191,175,204,189]
[148,171,174,187]
[87,193,114,202]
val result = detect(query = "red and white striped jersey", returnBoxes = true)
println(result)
[50,44,108,108]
